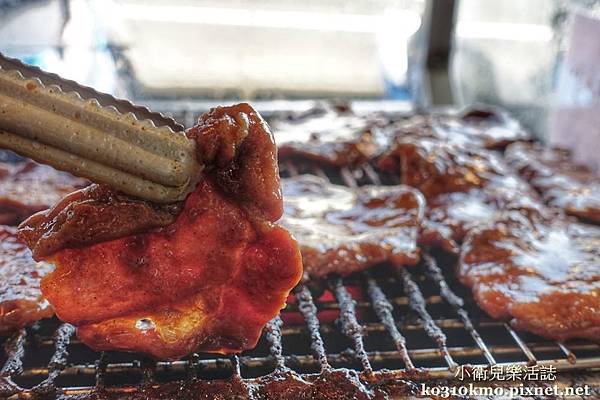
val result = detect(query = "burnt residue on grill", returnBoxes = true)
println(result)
[94,352,108,388]
[330,278,373,374]
[296,285,330,371]
[62,370,415,400]
[30,323,75,397]
[364,273,414,370]
[397,267,457,370]
[0,329,26,397]
[423,255,496,365]
[264,316,286,372]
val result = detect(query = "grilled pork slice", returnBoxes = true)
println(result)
[376,122,540,253]
[0,225,53,333]
[377,133,509,200]
[0,160,87,225]
[505,142,600,224]
[384,109,530,153]
[420,175,546,253]
[460,217,600,341]
[272,104,391,168]
[458,105,531,149]
[280,175,424,279]
[18,103,303,360]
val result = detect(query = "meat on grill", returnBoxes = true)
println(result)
[420,175,546,253]
[18,103,303,359]
[505,142,600,224]
[376,119,541,254]
[460,217,600,341]
[0,225,53,333]
[0,160,87,225]
[280,175,424,279]
[272,104,391,168]
[377,134,509,200]
[272,103,529,172]
[459,105,531,149]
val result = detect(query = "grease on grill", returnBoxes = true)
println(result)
[296,285,330,371]
[331,278,372,374]
[422,255,496,365]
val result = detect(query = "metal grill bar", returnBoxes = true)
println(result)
[139,357,157,385]
[10,343,600,380]
[296,285,330,371]
[330,278,373,374]
[340,167,358,188]
[504,324,538,365]
[230,355,242,377]
[557,343,577,364]
[94,352,108,388]
[0,329,26,396]
[364,272,415,369]
[286,294,446,311]
[1,329,25,378]
[265,316,286,371]
[31,323,75,396]
[422,254,496,365]
[362,165,381,185]
[397,267,457,370]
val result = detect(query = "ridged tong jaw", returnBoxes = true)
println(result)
[0,53,201,203]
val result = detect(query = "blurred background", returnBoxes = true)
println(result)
[0,0,599,165]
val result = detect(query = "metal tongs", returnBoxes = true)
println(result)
[0,52,201,203]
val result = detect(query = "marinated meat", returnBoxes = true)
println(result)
[420,175,546,252]
[0,161,87,225]
[272,104,391,167]
[377,135,509,199]
[280,175,424,279]
[19,184,182,258]
[18,103,303,360]
[505,142,600,224]
[386,106,530,151]
[460,217,600,341]
[378,114,538,251]
[0,225,53,333]
[459,105,531,149]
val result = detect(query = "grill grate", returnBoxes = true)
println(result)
[2,109,600,398]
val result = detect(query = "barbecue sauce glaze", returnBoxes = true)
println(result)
[460,217,600,341]
[506,142,600,224]
[280,175,424,280]
[17,103,303,360]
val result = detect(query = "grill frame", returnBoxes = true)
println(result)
[1,104,599,398]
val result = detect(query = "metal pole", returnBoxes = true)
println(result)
[421,0,457,107]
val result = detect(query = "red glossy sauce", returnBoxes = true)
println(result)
[18,103,303,360]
